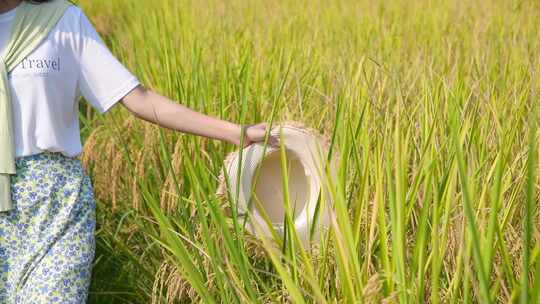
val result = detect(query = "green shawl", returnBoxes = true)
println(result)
[0,0,71,212]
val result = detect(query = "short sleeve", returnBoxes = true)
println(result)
[75,8,140,114]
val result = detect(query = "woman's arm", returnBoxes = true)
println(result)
[120,85,279,147]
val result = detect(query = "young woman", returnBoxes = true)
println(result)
[0,0,279,302]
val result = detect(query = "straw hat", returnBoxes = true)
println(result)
[216,121,337,246]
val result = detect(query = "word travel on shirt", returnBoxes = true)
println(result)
[19,57,61,72]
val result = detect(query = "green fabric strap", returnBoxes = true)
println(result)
[0,0,71,212]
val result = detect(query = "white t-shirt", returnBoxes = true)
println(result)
[0,3,140,158]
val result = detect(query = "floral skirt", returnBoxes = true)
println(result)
[0,151,96,303]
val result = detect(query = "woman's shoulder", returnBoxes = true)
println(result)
[53,3,86,31]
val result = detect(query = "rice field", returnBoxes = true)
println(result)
[75,0,539,303]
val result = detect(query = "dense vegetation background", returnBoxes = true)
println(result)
[74,0,539,303]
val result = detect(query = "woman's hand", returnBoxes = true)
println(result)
[241,123,280,148]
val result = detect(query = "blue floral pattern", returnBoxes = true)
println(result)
[0,151,96,303]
